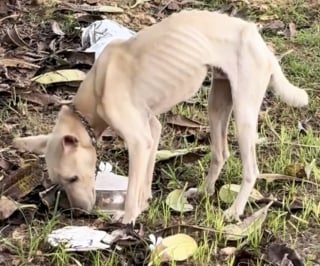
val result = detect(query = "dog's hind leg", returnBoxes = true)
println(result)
[205,77,233,194]
[223,65,270,221]
[141,115,162,211]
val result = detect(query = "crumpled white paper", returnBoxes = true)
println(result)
[81,19,136,59]
[47,226,112,251]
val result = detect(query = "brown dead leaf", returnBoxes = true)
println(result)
[51,20,65,36]
[19,92,61,106]
[61,2,124,13]
[85,0,99,3]
[0,196,37,221]
[167,114,202,128]
[263,20,285,31]
[4,25,32,50]
[2,160,44,201]
[0,196,18,220]
[0,158,11,170]
[0,58,40,69]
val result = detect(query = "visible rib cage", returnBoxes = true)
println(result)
[135,27,211,98]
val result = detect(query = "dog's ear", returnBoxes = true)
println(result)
[62,134,79,152]
[12,134,50,155]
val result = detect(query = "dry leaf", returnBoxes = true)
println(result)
[259,14,279,21]
[284,163,306,178]
[31,69,86,84]
[51,20,65,36]
[263,20,285,31]
[19,92,61,106]
[223,202,273,241]
[0,196,37,221]
[5,25,32,50]
[2,161,44,201]
[166,187,193,213]
[258,173,319,187]
[0,58,40,69]
[218,184,264,204]
[131,0,149,8]
[156,146,208,162]
[166,114,202,128]
[64,3,124,13]
[150,233,198,264]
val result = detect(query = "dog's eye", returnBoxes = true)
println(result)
[69,176,79,183]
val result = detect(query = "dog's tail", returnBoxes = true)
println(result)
[269,52,308,107]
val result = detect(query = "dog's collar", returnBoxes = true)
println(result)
[69,103,98,150]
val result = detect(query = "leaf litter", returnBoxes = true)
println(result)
[0,1,318,265]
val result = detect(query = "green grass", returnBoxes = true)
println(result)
[1,0,320,265]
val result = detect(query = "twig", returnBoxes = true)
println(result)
[0,14,19,23]
[157,0,174,17]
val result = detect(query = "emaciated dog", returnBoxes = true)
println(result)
[13,10,308,224]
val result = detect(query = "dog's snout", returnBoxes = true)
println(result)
[65,186,96,213]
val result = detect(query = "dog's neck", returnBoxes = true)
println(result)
[72,70,108,139]
[69,103,98,148]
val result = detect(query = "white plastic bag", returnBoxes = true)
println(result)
[81,19,136,59]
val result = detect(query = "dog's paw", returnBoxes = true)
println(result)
[111,210,125,223]
[203,181,216,195]
[122,209,140,225]
[223,206,241,223]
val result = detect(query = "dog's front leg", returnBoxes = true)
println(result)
[123,136,152,224]
[141,116,162,211]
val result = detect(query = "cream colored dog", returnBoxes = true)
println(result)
[13,10,308,224]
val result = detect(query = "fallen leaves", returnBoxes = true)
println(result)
[1,161,45,201]
[0,58,40,69]
[31,69,86,84]
[149,233,198,265]
[0,196,37,221]
[219,184,264,204]
[166,114,202,129]
[131,0,150,9]
[51,20,65,36]
[223,202,273,241]
[61,2,124,13]
[166,185,193,213]
[4,25,32,50]
[155,146,208,162]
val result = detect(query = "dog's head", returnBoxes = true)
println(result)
[13,106,97,212]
